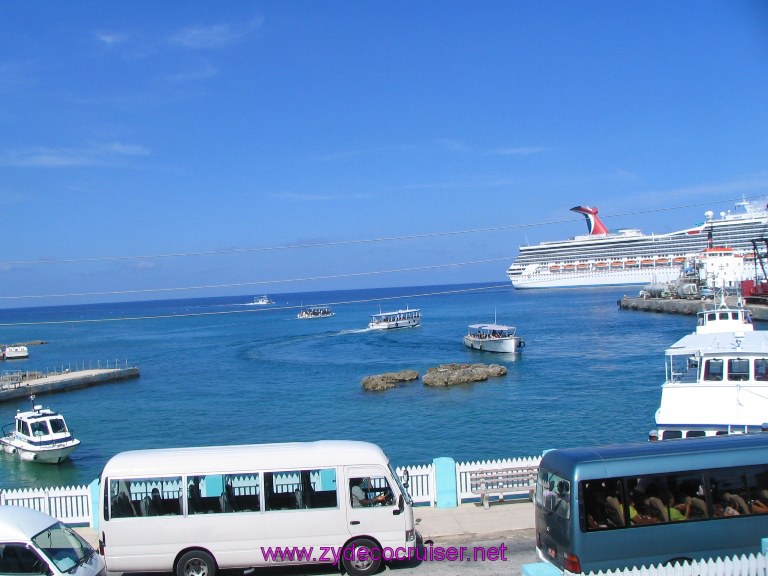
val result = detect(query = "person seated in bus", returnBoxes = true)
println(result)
[350,477,387,507]
[666,492,687,521]
[148,487,163,515]
[751,496,768,513]
[629,492,657,525]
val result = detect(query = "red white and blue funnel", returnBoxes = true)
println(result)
[570,206,609,236]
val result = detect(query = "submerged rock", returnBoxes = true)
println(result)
[422,363,507,387]
[361,369,420,391]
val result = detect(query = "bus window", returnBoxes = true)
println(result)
[583,479,624,530]
[710,464,768,516]
[109,477,182,518]
[349,475,395,508]
[265,469,338,510]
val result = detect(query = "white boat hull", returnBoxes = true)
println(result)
[510,266,681,289]
[0,437,80,464]
[463,335,524,353]
[368,318,420,330]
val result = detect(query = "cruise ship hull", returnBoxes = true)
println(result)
[511,266,681,289]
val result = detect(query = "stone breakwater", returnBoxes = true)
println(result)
[362,363,507,391]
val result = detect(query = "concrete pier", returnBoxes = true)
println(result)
[618,295,768,321]
[0,367,139,403]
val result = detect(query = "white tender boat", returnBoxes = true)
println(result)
[654,294,764,440]
[368,307,421,330]
[464,323,525,353]
[3,345,29,359]
[0,397,80,463]
[250,295,275,305]
[297,306,334,319]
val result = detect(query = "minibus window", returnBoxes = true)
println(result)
[0,544,47,574]
[265,469,338,510]
[349,476,395,507]
[583,478,625,530]
[109,477,182,518]
[710,464,768,516]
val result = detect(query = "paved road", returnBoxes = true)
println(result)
[108,530,538,576]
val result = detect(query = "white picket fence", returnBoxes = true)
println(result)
[0,484,92,524]
[587,552,768,576]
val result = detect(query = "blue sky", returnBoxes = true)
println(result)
[1,1,767,307]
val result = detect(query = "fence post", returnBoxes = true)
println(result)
[89,478,100,530]
[433,457,458,509]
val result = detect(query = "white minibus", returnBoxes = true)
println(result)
[99,440,417,576]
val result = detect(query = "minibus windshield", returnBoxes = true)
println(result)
[535,470,571,519]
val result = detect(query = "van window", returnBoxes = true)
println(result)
[583,478,625,529]
[265,469,337,510]
[109,477,182,518]
[349,475,394,508]
[0,544,47,574]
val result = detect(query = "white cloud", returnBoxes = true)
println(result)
[168,19,263,50]
[0,143,151,168]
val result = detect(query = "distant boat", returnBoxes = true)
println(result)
[297,306,334,319]
[3,345,28,360]
[464,323,525,353]
[0,396,80,464]
[368,307,421,330]
[250,295,275,305]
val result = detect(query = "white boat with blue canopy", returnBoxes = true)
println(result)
[368,307,421,330]
[464,323,525,353]
[0,396,80,463]
[654,293,767,440]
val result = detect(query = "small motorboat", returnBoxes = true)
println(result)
[464,323,525,353]
[0,396,80,464]
[250,295,275,305]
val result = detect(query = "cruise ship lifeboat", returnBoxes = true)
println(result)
[594,262,608,268]
[576,263,588,270]
[656,258,669,265]
[640,259,654,266]
[610,261,623,268]
[673,256,686,264]
[549,265,561,272]
[625,260,639,267]
[563,264,575,271]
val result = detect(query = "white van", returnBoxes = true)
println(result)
[0,505,106,576]
[99,440,418,576]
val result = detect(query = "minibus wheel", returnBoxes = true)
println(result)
[341,538,381,576]
[176,550,217,576]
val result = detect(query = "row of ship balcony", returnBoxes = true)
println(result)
[543,256,688,273]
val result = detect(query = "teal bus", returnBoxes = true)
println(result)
[535,434,768,575]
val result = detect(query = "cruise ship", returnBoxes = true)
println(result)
[507,198,768,289]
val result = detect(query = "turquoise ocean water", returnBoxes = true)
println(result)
[0,282,710,490]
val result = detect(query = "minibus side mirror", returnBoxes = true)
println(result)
[392,494,404,515]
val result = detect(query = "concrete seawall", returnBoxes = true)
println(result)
[618,295,768,321]
[0,367,140,403]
